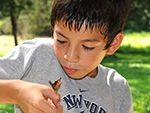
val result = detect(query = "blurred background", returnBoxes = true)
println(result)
[0,0,150,113]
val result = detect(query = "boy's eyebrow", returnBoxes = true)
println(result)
[55,31,68,39]
[82,39,100,42]
[55,30,100,42]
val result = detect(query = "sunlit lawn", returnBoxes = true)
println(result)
[102,31,150,113]
[0,35,24,56]
[0,104,14,113]
[123,31,150,48]
[102,53,150,113]
[0,32,150,113]
[119,31,150,53]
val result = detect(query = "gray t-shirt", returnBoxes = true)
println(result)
[0,38,133,113]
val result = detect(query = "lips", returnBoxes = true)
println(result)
[63,66,79,75]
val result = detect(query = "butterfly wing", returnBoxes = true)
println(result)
[49,78,61,91]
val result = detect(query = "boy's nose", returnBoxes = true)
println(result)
[64,46,79,63]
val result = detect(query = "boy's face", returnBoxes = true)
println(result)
[53,21,108,79]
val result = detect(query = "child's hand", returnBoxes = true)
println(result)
[15,80,63,113]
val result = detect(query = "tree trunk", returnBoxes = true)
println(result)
[10,4,18,46]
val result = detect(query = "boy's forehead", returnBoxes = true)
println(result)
[54,20,107,41]
[54,20,106,35]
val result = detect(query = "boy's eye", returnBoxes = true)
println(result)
[57,39,67,44]
[82,45,95,50]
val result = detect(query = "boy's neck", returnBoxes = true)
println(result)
[88,67,98,78]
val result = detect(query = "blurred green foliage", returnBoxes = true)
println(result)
[0,0,150,39]
[0,104,14,113]
[134,88,150,113]
[124,0,150,32]
[0,0,53,39]
[102,53,150,113]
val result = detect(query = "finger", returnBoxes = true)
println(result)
[29,107,44,113]
[57,103,63,113]
[46,99,63,113]
[42,87,61,106]
[21,104,44,113]
[52,93,61,107]
[47,98,55,107]
[44,101,63,113]
[35,99,59,113]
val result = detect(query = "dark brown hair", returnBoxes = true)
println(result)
[51,0,129,49]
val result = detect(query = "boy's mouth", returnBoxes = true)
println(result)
[63,66,79,75]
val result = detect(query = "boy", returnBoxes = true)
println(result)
[0,0,133,113]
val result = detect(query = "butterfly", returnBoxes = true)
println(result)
[49,78,61,92]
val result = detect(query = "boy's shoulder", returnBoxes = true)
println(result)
[22,38,53,47]
[98,64,127,87]
[18,37,54,53]
[2,38,54,59]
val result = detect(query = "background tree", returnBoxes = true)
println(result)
[124,0,150,32]
[0,0,149,44]
[0,0,33,45]
[25,0,53,38]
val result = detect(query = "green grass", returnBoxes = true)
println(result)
[103,32,150,112]
[119,31,150,53]
[101,53,150,113]
[0,35,24,56]
[123,31,150,48]
[0,104,14,113]
[0,32,150,112]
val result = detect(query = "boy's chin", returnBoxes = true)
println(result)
[66,73,87,80]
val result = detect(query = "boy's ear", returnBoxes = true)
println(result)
[106,32,124,55]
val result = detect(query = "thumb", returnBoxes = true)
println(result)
[53,93,61,107]
[42,86,61,105]
[47,98,63,112]
[57,103,63,112]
